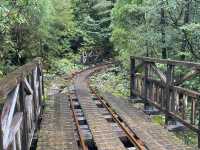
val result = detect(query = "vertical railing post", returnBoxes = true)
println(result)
[0,116,3,150]
[37,65,42,107]
[31,68,37,123]
[198,96,200,148]
[191,99,195,125]
[16,130,21,150]
[41,66,45,97]
[164,64,174,125]
[144,61,150,110]
[171,87,176,113]
[19,79,28,150]
[130,58,136,100]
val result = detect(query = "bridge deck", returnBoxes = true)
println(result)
[74,68,126,150]
[37,93,78,150]
[101,92,194,150]
[36,66,194,150]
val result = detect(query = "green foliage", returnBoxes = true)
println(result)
[0,0,81,75]
[152,115,197,145]
[151,115,165,126]
[175,130,198,145]
[91,66,129,97]
[71,0,114,56]
[48,53,84,75]
[111,0,151,68]
[111,0,200,66]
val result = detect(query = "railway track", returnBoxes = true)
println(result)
[68,64,146,150]
[37,63,192,150]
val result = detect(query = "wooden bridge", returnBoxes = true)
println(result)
[131,57,200,147]
[0,58,44,150]
[0,57,199,150]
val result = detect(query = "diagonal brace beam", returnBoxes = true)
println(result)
[150,63,167,83]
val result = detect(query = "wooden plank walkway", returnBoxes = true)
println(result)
[100,92,195,150]
[37,93,78,150]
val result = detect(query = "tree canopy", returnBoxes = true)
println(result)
[111,0,200,68]
[0,0,200,72]
[0,0,77,74]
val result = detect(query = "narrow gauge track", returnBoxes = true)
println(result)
[69,94,88,150]
[88,86,146,150]
[68,63,147,150]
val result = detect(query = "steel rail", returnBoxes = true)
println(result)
[84,64,147,150]
[68,94,88,150]
[88,86,146,150]
[69,62,146,150]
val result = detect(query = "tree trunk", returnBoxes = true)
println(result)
[181,0,191,60]
[161,0,167,59]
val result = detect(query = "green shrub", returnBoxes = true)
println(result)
[47,53,84,76]
[91,66,129,97]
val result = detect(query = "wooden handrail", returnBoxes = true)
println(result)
[130,56,200,148]
[0,58,44,150]
[133,56,200,68]
[0,58,42,99]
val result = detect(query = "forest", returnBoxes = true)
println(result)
[0,0,200,73]
[1,0,200,95]
[0,0,200,147]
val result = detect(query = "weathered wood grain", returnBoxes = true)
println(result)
[131,56,200,148]
[5,113,22,149]
[151,63,166,83]
[0,58,42,99]
[1,85,19,141]
[133,56,200,68]
[0,57,43,150]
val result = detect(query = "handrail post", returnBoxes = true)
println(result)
[19,80,28,150]
[164,64,174,125]
[144,61,150,110]
[0,116,3,150]
[130,58,136,100]
[31,68,37,123]
[37,65,42,107]
[41,67,45,97]
[198,96,200,148]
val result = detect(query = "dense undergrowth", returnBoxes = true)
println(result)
[90,65,129,97]
[44,53,85,80]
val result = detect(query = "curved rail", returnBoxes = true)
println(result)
[89,86,146,150]
[70,63,146,150]
[86,65,146,150]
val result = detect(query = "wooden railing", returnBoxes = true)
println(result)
[130,56,200,147]
[0,58,44,150]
